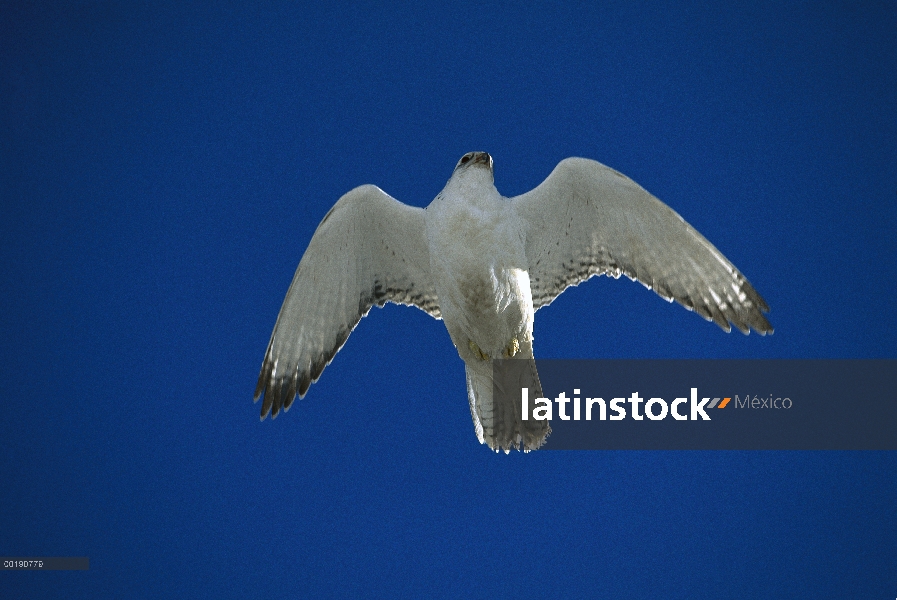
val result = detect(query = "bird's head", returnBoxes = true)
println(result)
[441,151,497,195]
[453,151,494,175]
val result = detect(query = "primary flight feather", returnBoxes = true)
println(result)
[254,152,772,452]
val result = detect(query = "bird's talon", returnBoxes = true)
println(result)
[468,340,490,361]
[505,337,519,358]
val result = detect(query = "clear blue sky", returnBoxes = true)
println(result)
[2,2,895,597]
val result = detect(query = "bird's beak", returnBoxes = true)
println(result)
[474,153,492,167]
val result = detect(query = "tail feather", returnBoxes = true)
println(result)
[466,358,550,453]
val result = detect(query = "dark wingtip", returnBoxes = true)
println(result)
[260,397,272,421]
[755,315,774,336]
[746,298,773,335]
[253,361,268,401]
[284,371,298,411]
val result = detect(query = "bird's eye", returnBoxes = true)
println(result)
[460,155,470,164]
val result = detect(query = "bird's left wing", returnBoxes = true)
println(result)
[512,158,771,334]
[254,185,440,419]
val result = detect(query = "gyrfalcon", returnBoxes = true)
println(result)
[254,152,772,452]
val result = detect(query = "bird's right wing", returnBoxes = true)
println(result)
[254,185,440,419]
[512,158,772,334]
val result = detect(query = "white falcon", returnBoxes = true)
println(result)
[254,152,772,452]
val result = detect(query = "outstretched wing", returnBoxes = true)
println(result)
[512,157,772,334]
[254,185,440,419]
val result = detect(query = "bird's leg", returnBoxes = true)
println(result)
[468,340,490,361]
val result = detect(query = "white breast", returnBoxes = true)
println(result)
[425,184,533,359]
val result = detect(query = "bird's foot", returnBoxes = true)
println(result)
[468,340,490,361]
[503,337,519,358]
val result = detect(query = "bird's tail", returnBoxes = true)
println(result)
[466,358,550,453]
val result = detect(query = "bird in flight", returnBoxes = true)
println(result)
[254,152,772,452]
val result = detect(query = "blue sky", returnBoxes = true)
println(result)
[2,2,895,597]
